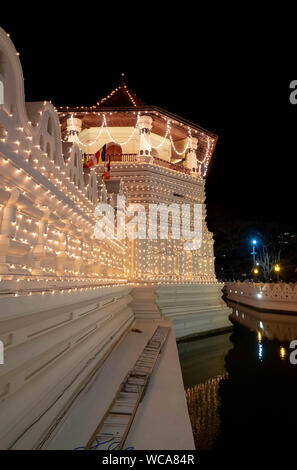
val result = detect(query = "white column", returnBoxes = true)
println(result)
[138,114,153,159]
[66,117,82,143]
[56,221,70,276]
[0,188,28,273]
[32,207,50,275]
[0,188,20,237]
[184,136,199,177]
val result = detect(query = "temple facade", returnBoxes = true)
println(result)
[0,27,230,449]
[58,78,231,337]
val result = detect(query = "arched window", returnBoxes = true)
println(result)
[39,134,45,151]
[47,117,53,136]
[106,143,122,156]
[46,142,51,159]
[0,80,3,105]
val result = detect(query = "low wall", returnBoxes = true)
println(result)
[0,282,232,449]
[225,282,297,312]
[156,283,232,339]
[0,286,134,449]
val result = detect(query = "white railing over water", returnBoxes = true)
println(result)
[225,281,297,312]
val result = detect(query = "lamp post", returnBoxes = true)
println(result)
[274,264,280,283]
[251,239,257,280]
[253,266,259,282]
[251,239,257,264]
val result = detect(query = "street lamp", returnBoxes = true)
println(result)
[251,239,257,275]
[253,267,259,275]
[274,264,280,282]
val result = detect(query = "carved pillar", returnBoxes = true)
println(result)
[83,235,94,276]
[184,136,199,177]
[31,207,51,275]
[66,117,82,143]
[73,237,83,275]
[1,188,20,237]
[138,114,153,161]
[56,222,70,276]
[0,189,29,273]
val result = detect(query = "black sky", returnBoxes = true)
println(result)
[1,15,296,236]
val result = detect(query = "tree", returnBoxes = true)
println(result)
[255,233,296,282]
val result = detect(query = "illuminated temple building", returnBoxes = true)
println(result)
[0,28,230,449]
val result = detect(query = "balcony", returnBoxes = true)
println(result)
[106,153,192,176]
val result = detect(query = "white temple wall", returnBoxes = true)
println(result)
[0,25,231,449]
[156,284,231,339]
[0,27,133,449]
[0,286,134,449]
[110,163,217,283]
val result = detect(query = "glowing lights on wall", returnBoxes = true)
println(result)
[0,61,217,293]
[59,109,216,175]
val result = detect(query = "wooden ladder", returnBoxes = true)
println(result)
[85,326,170,450]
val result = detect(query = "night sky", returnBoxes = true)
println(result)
[1,16,296,275]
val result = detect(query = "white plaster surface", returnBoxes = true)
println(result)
[48,319,194,450]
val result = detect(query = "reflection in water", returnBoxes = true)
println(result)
[280,346,286,360]
[178,303,297,450]
[178,332,232,450]
[258,331,262,342]
[228,299,297,342]
[185,374,227,450]
[178,332,232,388]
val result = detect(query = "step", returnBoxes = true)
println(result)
[86,326,170,450]
[110,403,135,414]
[104,414,131,425]
[100,423,126,437]
[119,392,140,401]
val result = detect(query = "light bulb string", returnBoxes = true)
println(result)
[68,114,104,147]
[150,121,170,149]
[169,128,192,156]
[65,114,210,174]
[103,113,140,146]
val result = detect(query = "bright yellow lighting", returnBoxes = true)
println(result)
[253,268,259,274]
[280,347,286,359]
[274,264,280,272]
[258,331,262,342]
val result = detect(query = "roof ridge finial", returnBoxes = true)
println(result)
[121,72,125,86]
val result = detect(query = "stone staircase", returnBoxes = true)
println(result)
[131,287,162,320]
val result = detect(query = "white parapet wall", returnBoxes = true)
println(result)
[0,27,136,449]
[225,282,297,312]
[156,283,232,339]
[0,286,134,449]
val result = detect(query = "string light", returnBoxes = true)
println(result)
[59,108,216,176]
[67,114,104,147]
[103,113,140,145]
[151,120,170,149]
[0,67,217,290]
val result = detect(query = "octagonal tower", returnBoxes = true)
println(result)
[58,79,231,338]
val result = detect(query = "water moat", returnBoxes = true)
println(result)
[178,303,297,449]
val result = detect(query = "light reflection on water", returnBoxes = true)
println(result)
[178,331,232,450]
[228,300,297,342]
[185,374,227,450]
[178,302,297,450]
